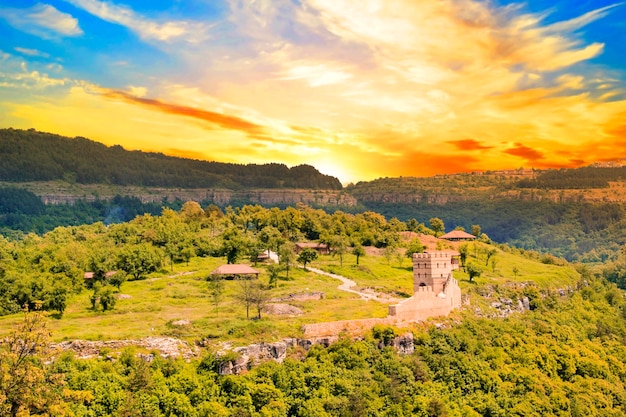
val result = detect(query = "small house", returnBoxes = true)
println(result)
[210,264,260,280]
[439,230,476,241]
[294,242,331,255]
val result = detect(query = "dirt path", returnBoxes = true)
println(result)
[268,251,399,303]
[308,267,400,303]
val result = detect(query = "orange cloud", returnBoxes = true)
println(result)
[447,139,493,151]
[101,90,265,136]
[504,143,544,161]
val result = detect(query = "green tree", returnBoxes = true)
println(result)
[44,285,68,317]
[116,244,162,281]
[180,246,195,266]
[297,248,318,271]
[98,286,117,311]
[266,263,281,289]
[458,243,469,270]
[108,272,127,291]
[87,249,115,286]
[220,227,245,264]
[251,282,269,320]
[405,238,425,259]
[352,244,366,265]
[471,224,482,237]
[278,243,297,280]
[0,306,64,416]
[90,282,102,310]
[383,245,397,265]
[236,279,255,319]
[491,256,498,273]
[207,275,224,315]
[179,201,204,225]
[259,226,285,255]
[513,266,520,278]
[429,217,445,237]
[466,262,483,282]
[330,234,349,267]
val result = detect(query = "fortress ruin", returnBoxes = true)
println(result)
[302,250,463,337]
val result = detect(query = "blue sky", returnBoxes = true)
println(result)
[1,0,625,183]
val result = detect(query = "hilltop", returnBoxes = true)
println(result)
[0,128,342,190]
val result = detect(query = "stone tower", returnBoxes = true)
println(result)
[412,251,459,293]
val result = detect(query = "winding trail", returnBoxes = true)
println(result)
[268,251,399,303]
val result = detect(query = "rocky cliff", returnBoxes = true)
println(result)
[4,181,357,207]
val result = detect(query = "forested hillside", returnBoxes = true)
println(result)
[0,128,342,189]
[518,165,626,189]
[2,203,626,415]
[2,127,626,263]
[347,170,626,262]
[0,187,170,234]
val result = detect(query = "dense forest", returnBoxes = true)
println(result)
[363,199,626,263]
[517,166,626,189]
[8,282,626,417]
[2,185,626,263]
[346,170,626,263]
[2,127,626,262]
[0,187,173,235]
[2,202,626,415]
[0,128,342,189]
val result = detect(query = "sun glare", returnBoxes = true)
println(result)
[311,159,355,186]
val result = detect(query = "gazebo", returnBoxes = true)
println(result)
[209,264,260,280]
[439,230,477,241]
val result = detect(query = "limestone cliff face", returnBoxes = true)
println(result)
[350,192,469,205]
[14,182,357,207]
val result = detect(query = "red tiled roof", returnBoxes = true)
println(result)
[295,242,328,249]
[439,230,476,240]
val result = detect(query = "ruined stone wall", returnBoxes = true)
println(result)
[302,254,463,339]
[303,277,462,337]
[388,277,462,323]
[302,317,395,338]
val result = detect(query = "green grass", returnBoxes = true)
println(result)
[0,243,582,346]
[454,243,580,290]
[315,251,414,297]
[0,254,389,345]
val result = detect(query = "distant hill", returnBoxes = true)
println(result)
[345,169,626,262]
[2,127,626,263]
[0,128,342,190]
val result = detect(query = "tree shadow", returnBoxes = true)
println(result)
[392,266,414,272]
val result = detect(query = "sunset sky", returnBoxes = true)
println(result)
[1,0,625,183]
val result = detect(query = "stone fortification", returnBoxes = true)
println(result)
[302,317,394,338]
[387,276,462,324]
[303,250,463,338]
[387,251,462,323]
[413,251,459,292]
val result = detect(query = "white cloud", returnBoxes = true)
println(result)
[280,64,353,87]
[0,54,69,90]
[14,47,50,58]
[0,3,82,39]
[65,0,211,42]
[544,3,623,33]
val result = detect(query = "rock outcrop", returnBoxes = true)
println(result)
[216,333,415,375]
[53,336,197,360]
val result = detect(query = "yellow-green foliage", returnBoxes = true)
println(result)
[9,274,626,416]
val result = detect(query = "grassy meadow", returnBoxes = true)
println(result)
[0,239,582,346]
